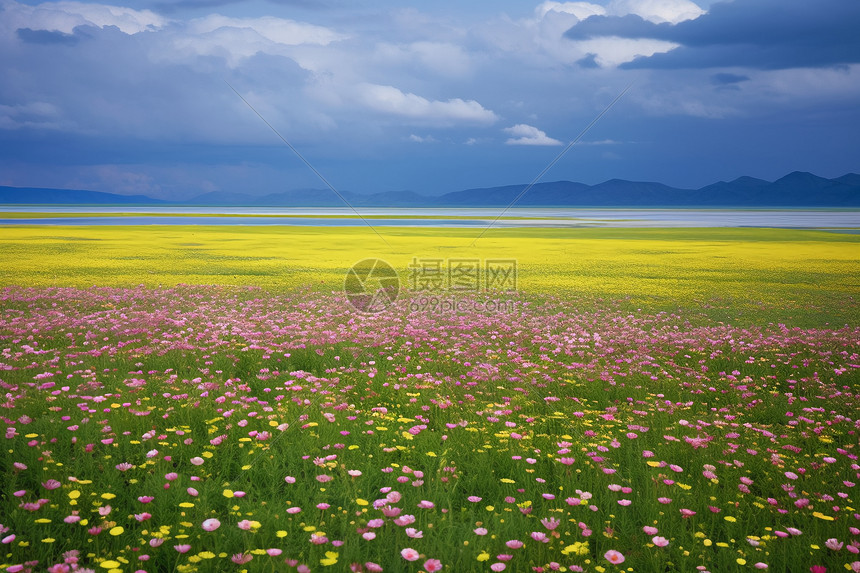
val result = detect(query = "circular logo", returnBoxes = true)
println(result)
[344,258,400,313]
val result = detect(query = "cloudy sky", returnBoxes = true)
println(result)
[1,0,858,198]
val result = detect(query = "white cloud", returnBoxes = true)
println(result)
[373,41,472,77]
[536,1,606,20]
[573,36,680,67]
[2,0,166,35]
[152,14,349,68]
[608,0,705,24]
[0,101,65,130]
[581,139,623,145]
[357,83,497,124]
[478,1,684,68]
[188,15,346,46]
[410,41,472,76]
[408,134,437,143]
[504,124,562,145]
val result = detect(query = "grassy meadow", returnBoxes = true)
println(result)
[0,223,858,573]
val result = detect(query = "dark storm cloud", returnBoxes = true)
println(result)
[564,0,860,69]
[16,28,79,45]
[576,53,600,69]
[710,73,749,85]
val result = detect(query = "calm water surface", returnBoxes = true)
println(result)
[1,207,858,228]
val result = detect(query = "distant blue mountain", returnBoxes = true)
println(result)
[2,171,859,207]
[0,186,166,204]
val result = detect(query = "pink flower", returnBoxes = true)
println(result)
[474,527,488,535]
[362,532,376,540]
[190,457,204,466]
[424,559,442,572]
[174,544,191,553]
[467,496,482,502]
[231,554,253,564]
[491,564,507,572]
[810,567,826,573]
[267,548,282,556]
[652,536,669,547]
[202,518,220,532]
[381,505,402,518]
[365,563,383,572]
[401,548,420,561]
[643,526,658,535]
[680,508,696,518]
[605,550,625,564]
[417,500,435,509]
[825,538,844,551]
[618,499,632,506]
[165,472,178,481]
[138,496,154,503]
[657,497,672,504]
[506,540,523,549]
[531,532,549,543]
[754,564,769,570]
[316,474,333,483]
[42,479,62,490]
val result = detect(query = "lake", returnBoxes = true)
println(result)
[0,207,858,228]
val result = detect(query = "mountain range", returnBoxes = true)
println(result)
[2,171,859,207]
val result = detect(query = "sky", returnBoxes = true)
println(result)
[1,0,859,199]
